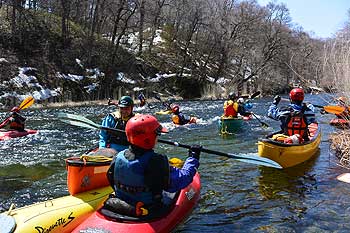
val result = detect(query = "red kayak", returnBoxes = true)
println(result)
[72,172,201,233]
[330,118,350,128]
[243,114,253,121]
[0,129,37,141]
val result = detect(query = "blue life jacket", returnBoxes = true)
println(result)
[113,150,154,206]
[108,112,134,149]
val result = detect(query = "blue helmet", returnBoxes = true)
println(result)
[244,102,253,110]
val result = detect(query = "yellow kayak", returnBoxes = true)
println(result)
[1,186,113,233]
[155,109,172,115]
[258,123,321,168]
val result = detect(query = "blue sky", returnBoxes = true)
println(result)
[257,0,349,38]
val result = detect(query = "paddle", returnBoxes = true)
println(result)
[322,105,347,115]
[302,104,345,115]
[280,98,339,114]
[154,94,174,110]
[57,113,282,169]
[237,91,261,99]
[248,91,260,99]
[138,93,157,110]
[0,96,34,128]
[250,112,269,128]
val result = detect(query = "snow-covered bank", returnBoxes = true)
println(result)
[31,99,109,109]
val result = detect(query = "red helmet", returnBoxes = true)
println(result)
[289,88,304,102]
[11,107,20,113]
[126,114,168,150]
[171,104,179,113]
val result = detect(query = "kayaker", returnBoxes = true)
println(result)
[267,88,316,141]
[223,92,249,117]
[0,107,26,131]
[160,98,175,112]
[99,96,135,152]
[105,114,200,216]
[237,98,253,117]
[335,96,350,119]
[171,104,193,125]
[138,92,147,107]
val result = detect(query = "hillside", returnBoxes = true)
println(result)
[0,1,329,107]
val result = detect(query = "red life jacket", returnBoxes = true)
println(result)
[224,101,238,117]
[284,110,308,140]
[10,121,24,131]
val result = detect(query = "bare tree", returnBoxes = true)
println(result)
[147,0,167,53]
[137,0,146,55]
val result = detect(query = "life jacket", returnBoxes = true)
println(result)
[112,149,169,209]
[172,112,190,125]
[284,109,308,140]
[108,111,134,146]
[172,115,180,124]
[9,121,24,131]
[9,115,25,131]
[224,100,238,117]
[113,150,156,206]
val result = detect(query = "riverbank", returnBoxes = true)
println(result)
[330,131,350,169]
[31,99,109,109]
[30,96,183,109]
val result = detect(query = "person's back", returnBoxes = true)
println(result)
[105,114,200,216]
[223,92,239,118]
[9,111,26,131]
[267,88,316,141]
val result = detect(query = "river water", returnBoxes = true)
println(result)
[0,94,349,232]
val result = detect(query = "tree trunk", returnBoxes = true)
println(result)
[138,0,146,56]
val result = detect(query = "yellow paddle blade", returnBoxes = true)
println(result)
[323,105,345,115]
[19,96,34,110]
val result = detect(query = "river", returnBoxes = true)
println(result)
[0,93,348,232]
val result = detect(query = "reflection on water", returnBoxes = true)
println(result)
[1,94,350,232]
[258,151,319,200]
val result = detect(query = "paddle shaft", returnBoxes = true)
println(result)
[280,97,342,115]
[98,126,279,167]
[101,126,243,157]
[281,98,324,108]
[58,113,282,168]
[157,139,264,161]
[250,112,269,127]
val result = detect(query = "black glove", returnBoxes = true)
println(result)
[320,109,326,115]
[188,145,202,160]
[273,95,281,105]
